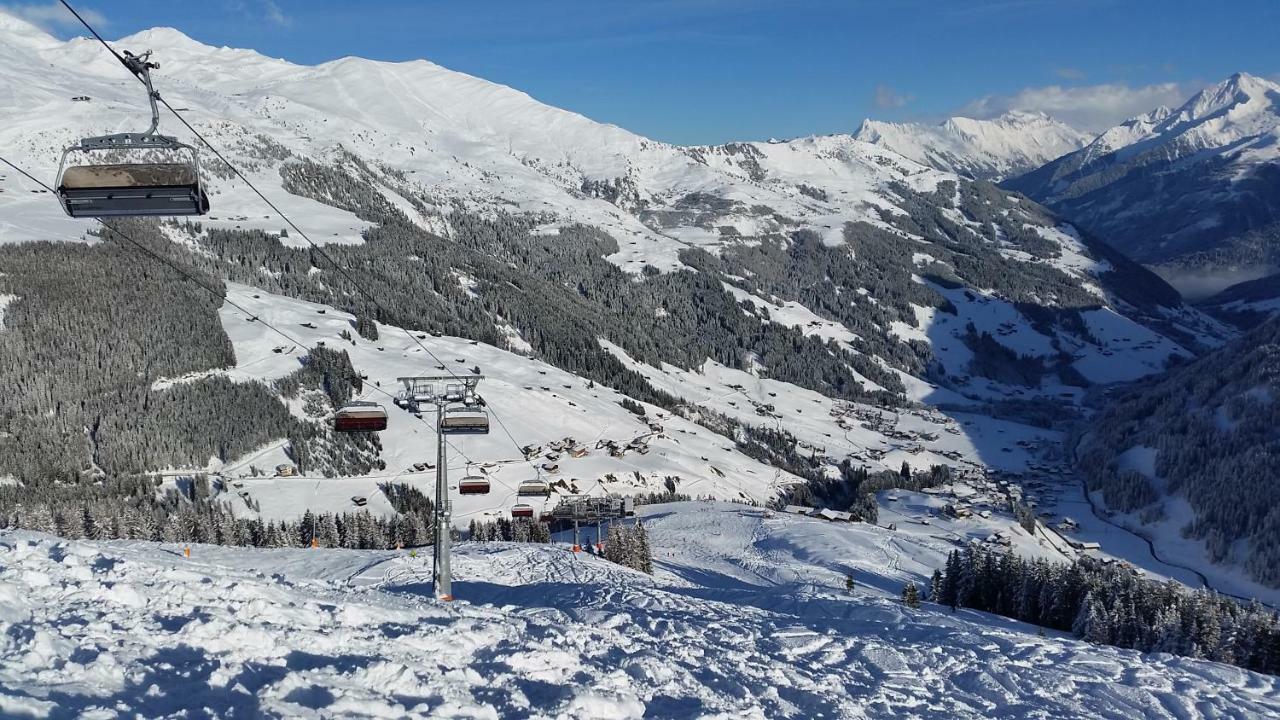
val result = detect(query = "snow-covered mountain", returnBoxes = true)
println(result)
[1006,73,1280,299]
[0,13,1234,491]
[0,14,1236,554]
[855,111,1092,181]
[1200,271,1280,327]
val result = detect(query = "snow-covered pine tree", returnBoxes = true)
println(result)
[902,582,921,609]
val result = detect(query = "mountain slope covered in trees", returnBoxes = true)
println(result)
[1075,315,1280,586]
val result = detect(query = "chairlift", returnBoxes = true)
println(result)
[511,504,535,519]
[517,480,551,497]
[55,50,209,218]
[439,405,489,435]
[458,476,490,495]
[334,401,388,433]
[443,383,465,402]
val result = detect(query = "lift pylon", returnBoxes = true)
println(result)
[395,375,486,601]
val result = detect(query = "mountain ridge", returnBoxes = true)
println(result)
[855,110,1092,181]
[1004,72,1280,299]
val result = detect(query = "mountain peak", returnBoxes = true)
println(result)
[1177,71,1280,124]
[119,26,207,50]
[0,9,62,49]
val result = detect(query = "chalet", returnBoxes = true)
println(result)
[783,505,814,516]
[817,508,853,522]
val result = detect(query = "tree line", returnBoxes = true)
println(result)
[933,543,1280,676]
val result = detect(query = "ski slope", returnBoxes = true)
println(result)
[2,503,1277,719]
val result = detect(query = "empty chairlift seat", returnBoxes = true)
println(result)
[517,480,551,497]
[439,406,489,435]
[511,504,535,519]
[58,152,210,218]
[334,401,388,433]
[458,476,490,495]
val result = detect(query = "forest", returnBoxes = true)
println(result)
[934,543,1280,676]
[1075,316,1280,585]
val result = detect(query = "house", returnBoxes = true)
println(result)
[275,464,296,477]
[783,505,814,516]
[817,508,853,522]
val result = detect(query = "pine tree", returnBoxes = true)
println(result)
[902,582,921,609]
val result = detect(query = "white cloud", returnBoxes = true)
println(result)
[263,0,291,27]
[1,2,105,33]
[873,84,913,110]
[959,81,1194,132]
[221,0,290,27]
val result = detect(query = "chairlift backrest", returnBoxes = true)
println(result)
[517,480,551,497]
[440,405,489,435]
[334,401,388,433]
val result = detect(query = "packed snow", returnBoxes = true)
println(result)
[3,502,1278,719]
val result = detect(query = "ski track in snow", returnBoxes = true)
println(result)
[2,503,1278,719]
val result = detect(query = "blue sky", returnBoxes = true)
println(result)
[7,0,1279,144]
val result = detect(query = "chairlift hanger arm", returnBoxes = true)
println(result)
[121,50,162,137]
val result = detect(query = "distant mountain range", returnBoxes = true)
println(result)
[1006,73,1280,299]
[855,111,1092,181]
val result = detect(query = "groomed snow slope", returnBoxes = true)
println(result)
[2,503,1277,719]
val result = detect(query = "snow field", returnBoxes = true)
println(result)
[3,503,1279,718]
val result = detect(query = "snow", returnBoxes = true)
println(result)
[0,293,15,329]
[1117,446,1159,479]
[3,504,1278,718]
[721,282,865,353]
